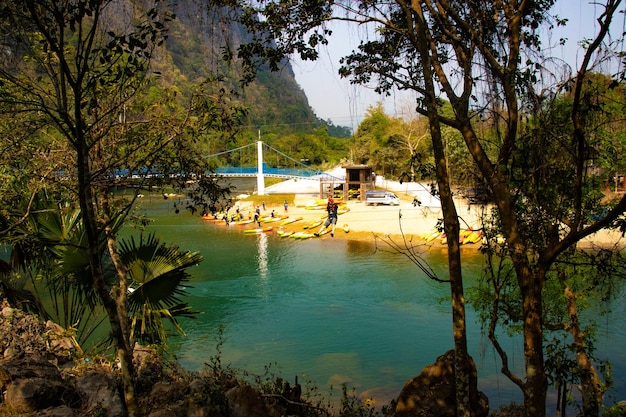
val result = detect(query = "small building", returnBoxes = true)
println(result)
[343,165,375,201]
[317,165,376,201]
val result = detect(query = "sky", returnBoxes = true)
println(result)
[290,1,625,131]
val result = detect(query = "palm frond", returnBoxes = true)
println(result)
[119,232,202,345]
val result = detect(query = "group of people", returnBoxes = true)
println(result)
[214,197,338,236]
[252,200,289,227]
[254,196,338,236]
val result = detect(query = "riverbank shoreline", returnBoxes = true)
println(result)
[224,193,625,250]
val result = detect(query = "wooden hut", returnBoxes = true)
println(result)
[342,165,375,202]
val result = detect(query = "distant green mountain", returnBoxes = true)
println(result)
[156,0,346,136]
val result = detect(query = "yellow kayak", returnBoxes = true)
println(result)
[464,231,483,244]
[277,230,293,238]
[244,227,273,234]
[290,231,315,239]
[303,220,322,229]
[424,230,441,242]
[280,216,302,226]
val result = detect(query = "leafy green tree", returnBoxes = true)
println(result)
[0,1,244,414]
[548,73,626,193]
[350,103,422,178]
[542,250,624,416]
[336,4,626,416]
[472,216,625,416]
[0,2,175,412]
[351,103,392,166]
[471,69,626,416]
[227,1,626,416]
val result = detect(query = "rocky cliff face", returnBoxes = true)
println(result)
[157,0,320,133]
[100,0,318,134]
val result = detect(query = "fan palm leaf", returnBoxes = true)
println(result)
[0,192,109,345]
[119,233,202,344]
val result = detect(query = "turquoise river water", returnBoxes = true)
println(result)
[138,197,625,412]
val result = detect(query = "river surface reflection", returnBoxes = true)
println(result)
[142,199,625,410]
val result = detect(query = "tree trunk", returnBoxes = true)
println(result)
[460,112,550,417]
[519,267,547,417]
[413,5,472,414]
[564,286,602,417]
[106,226,137,416]
[436,128,472,417]
[76,146,138,417]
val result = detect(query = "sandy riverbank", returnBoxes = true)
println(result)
[286,194,474,243]
[219,180,626,248]
[225,194,450,242]
[226,192,624,249]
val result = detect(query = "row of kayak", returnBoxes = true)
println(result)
[419,228,485,245]
[203,213,350,239]
[202,213,300,226]
[243,225,350,239]
[303,199,348,210]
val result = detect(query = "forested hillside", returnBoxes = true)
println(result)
[128,0,350,144]
[169,1,316,131]
[146,0,351,165]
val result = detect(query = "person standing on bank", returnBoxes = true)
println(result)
[315,197,339,237]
